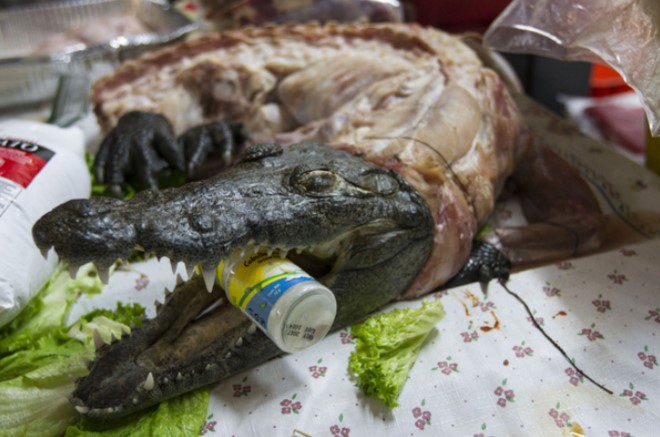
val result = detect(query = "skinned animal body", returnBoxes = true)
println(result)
[32,23,604,418]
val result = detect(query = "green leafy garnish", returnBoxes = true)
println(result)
[348,299,445,408]
[0,263,211,437]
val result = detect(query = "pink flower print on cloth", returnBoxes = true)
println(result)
[548,403,573,428]
[527,313,545,327]
[134,274,149,291]
[608,431,632,437]
[280,394,302,414]
[309,358,328,378]
[432,356,459,375]
[199,414,217,435]
[339,329,355,344]
[478,300,495,312]
[512,342,533,358]
[232,376,251,397]
[542,282,561,297]
[638,346,657,369]
[461,330,479,343]
[412,399,432,430]
[556,260,574,270]
[565,367,584,386]
[645,308,660,324]
[330,413,350,437]
[592,294,611,313]
[494,379,515,407]
[607,270,627,284]
[578,324,604,341]
[619,383,648,406]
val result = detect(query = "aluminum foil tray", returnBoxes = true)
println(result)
[0,0,197,109]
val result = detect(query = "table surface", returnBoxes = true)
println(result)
[63,98,660,437]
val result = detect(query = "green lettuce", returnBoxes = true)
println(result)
[65,388,209,437]
[348,299,445,408]
[0,264,106,436]
[0,263,210,437]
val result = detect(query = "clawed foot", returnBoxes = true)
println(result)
[93,111,248,196]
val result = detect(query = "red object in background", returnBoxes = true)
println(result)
[585,103,646,155]
[586,65,644,155]
[407,0,511,32]
[0,147,48,188]
[589,64,632,97]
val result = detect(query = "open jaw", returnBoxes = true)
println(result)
[31,141,435,419]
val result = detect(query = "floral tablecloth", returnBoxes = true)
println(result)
[67,98,660,436]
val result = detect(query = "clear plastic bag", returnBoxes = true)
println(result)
[199,0,403,29]
[484,0,660,136]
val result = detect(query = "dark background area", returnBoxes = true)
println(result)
[404,0,592,115]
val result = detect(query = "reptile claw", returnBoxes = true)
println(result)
[440,241,511,290]
[94,111,183,196]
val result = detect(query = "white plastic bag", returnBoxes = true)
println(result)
[484,0,660,136]
[0,119,90,327]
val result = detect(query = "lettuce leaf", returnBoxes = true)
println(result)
[64,388,209,437]
[0,263,167,436]
[348,299,445,408]
[0,262,210,437]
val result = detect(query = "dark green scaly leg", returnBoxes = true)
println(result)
[439,241,511,290]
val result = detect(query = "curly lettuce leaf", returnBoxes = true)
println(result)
[0,264,146,437]
[348,299,445,408]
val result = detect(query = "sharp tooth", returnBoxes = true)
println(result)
[185,263,195,279]
[68,264,80,279]
[176,372,183,381]
[132,397,139,405]
[225,352,232,359]
[40,246,51,259]
[247,324,257,335]
[235,337,243,347]
[95,266,110,284]
[93,329,105,350]
[202,268,215,292]
[143,372,155,391]
[75,405,90,414]
[295,246,304,254]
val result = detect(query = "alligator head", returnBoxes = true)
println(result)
[32,141,434,418]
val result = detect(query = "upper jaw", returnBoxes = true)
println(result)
[31,141,421,280]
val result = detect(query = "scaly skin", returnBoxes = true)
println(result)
[33,141,435,418]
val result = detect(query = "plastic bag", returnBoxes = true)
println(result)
[0,119,90,327]
[484,0,660,136]
[199,0,403,30]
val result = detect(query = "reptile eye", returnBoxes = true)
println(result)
[296,170,338,194]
